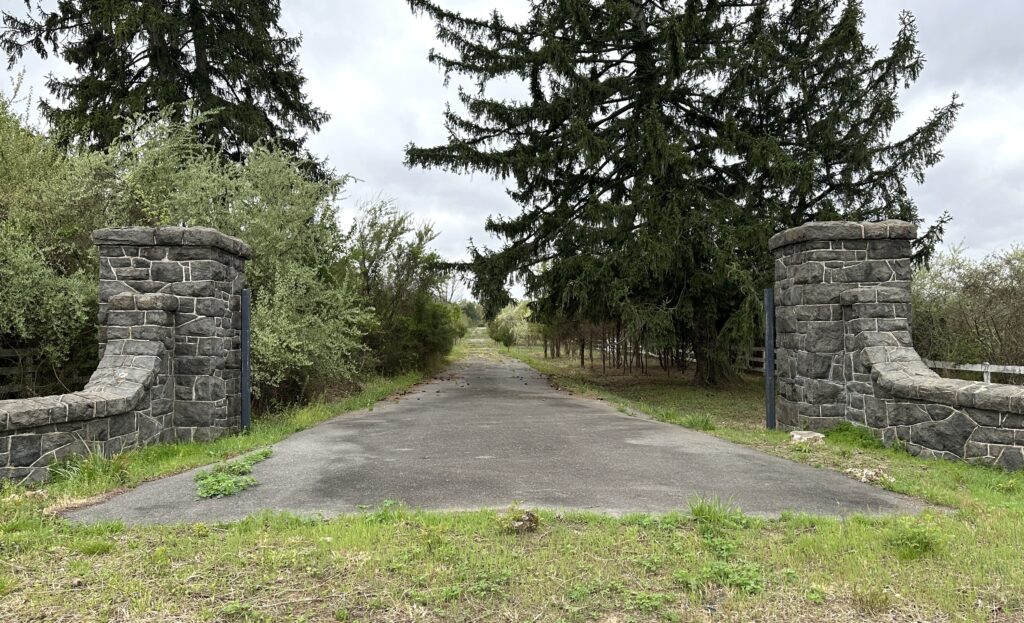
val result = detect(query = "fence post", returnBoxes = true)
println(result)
[983,362,991,383]
[241,288,252,431]
[764,287,777,430]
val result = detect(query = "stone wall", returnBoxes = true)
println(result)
[0,227,251,482]
[771,220,1024,470]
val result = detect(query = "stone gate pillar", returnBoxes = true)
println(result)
[768,221,916,430]
[94,227,252,441]
[1,226,251,481]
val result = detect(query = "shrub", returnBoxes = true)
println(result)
[1,102,459,405]
[0,98,107,389]
[488,302,531,349]
[913,246,1024,375]
[348,200,462,373]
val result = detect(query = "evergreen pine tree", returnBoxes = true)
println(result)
[2,0,327,159]
[406,0,959,384]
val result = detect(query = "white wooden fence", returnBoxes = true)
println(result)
[922,359,1024,383]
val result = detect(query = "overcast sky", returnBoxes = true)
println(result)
[5,1,1022,263]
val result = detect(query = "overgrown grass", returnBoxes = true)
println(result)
[2,339,1024,621]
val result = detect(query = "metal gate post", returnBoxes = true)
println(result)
[764,287,777,430]
[241,288,252,431]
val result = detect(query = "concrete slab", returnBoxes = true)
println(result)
[68,356,924,525]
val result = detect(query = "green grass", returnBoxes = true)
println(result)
[194,448,273,498]
[2,338,1024,621]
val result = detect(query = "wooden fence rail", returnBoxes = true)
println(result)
[922,359,1024,383]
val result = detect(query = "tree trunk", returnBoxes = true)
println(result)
[693,316,730,386]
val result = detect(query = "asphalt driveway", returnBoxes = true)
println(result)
[69,355,923,524]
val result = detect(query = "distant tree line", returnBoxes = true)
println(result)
[407,0,960,384]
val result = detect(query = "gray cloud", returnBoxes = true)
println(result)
[4,0,1021,263]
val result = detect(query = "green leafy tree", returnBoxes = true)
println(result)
[1,0,327,159]
[459,301,484,326]
[406,0,959,383]
[348,200,464,373]
[488,302,531,350]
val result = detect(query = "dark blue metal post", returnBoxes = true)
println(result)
[764,287,777,430]
[241,288,252,431]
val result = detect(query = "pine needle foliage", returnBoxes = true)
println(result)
[1,0,327,160]
[406,0,960,384]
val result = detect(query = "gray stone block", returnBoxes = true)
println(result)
[168,281,216,297]
[194,377,225,401]
[805,322,844,352]
[195,297,228,316]
[178,317,216,337]
[151,262,184,282]
[995,446,1024,471]
[10,435,41,467]
[189,261,229,282]
[176,357,216,376]
[92,228,156,246]
[910,411,975,456]
[174,402,216,427]
[835,261,894,284]
[888,402,930,426]
[805,379,843,403]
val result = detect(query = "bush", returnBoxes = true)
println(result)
[348,201,463,373]
[250,264,373,402]
[0,98,105,389]
[1,101,459,405]
[488,302,531,349]
[913,247,1024,374]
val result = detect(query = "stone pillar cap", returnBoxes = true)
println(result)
[768,220,917,251]
[92,226,253,259]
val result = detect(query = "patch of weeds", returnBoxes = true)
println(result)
[681,412,716,431]
[634,554,664,574]
[791,442,813,454]
[629,590,672,613]
[194,448,271,499]
[703,534,738,558]
[852,586,894,614]
[702,560,765,594]
[671,569,701,592]
[501,506,540,533]
[366,499,405,523]
[220,601,267,621]
[72,538,114,556]
[623,512,683,530]
[994,478,1019,495]
[436,585,462,603]
[884,518,941,559]
[0,574,14,596]
[567,583,591,602]
[805,583,827,604]
[49,451,132,489]
[689,497,748,533]
[467,569,514,596]
[824,421,884,449]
